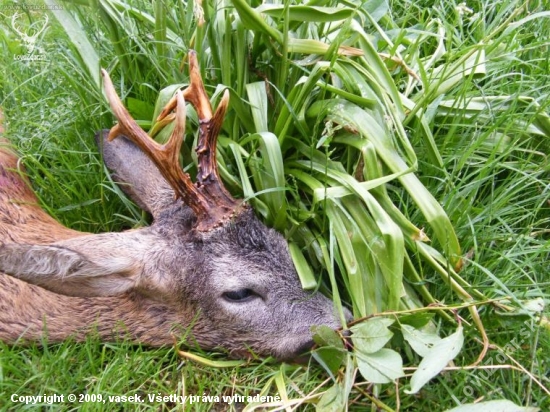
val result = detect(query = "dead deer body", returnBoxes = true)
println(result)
[0,53,349,361]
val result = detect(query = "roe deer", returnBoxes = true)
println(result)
[0,52,350,360]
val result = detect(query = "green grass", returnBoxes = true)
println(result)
[0,0,549,410]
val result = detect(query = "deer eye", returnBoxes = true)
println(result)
[222,288,256,302]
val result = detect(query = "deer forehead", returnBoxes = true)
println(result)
[206,252,300,290]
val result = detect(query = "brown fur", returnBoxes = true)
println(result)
[0,142,180,345]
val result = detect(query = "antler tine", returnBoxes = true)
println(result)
[156,51,217,122]
[183,52,238,213]
[182,51,213,119]
[101,69,211,219]
[196,89,231,187]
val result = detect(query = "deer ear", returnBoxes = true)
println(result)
[96,130,176,218]
[0,230,165,297]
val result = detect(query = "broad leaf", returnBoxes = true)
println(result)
[313,348,347,378]
[356,348,405,384]
[312,325,345,349]
[351,318,394,354]
[406,325,464,394]
[312,326,347,376]
[401,324,441,357]
[316,382,346,412]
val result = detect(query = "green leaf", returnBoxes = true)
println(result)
[431,48,486,97]
[289,242,318,290]
[326,201,358,276]
[252,132,287,229]
[312,325,345,349]
[246,82,269,133]
[361,0,390,22]
[351,318,394,354]
[258,5,355,22]
[287,38,362,56]
[316,382,346,412]
[274,367,290,408]
[151,84,186,126]
[228,144,262,212]
[176,349,246,367]
[356,348,405,384]
[127,97,154,122]
[312,347,347,378]
[406,325,464,394]
[444,400,540,412]
[231,0,283,44]
[397,313,434,329]
[401,324,441,357]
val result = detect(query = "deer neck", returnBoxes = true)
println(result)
[0,275,180,346]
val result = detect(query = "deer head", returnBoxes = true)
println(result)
[0,51,350,360]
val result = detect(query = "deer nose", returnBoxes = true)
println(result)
[297,338,315,355]
[288,338,316,364]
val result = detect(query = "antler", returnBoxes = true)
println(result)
[101,51,242,231]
